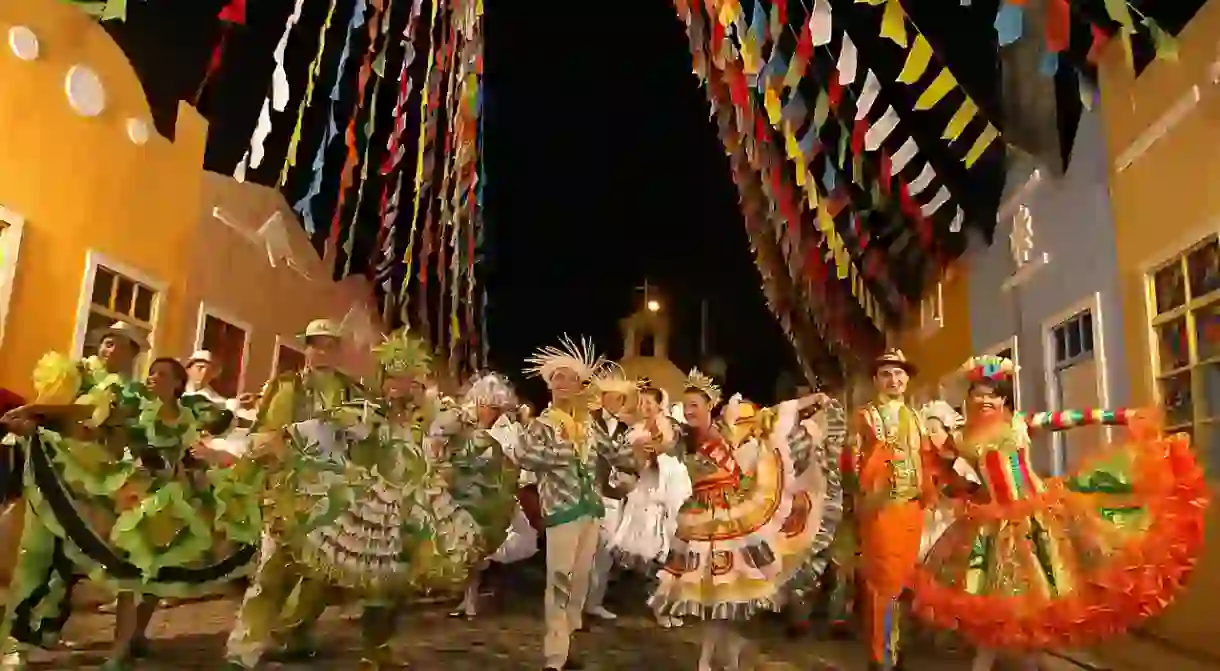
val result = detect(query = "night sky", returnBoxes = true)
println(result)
[482,4,797,403]
[105,0,800,406]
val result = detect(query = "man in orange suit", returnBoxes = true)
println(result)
[852,349,938,671]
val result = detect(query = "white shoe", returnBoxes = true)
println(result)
[585,606,617,620]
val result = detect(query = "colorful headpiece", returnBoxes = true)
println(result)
[463,372,517,409]
[961,354,1017,383]
[683,367,722,407]
[372,328,433,377]
[524,335,603,382]
[919,400,964,430]
[589,363,640,396]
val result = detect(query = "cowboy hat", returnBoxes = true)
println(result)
[871,348,918,376]
[299,319,342,343]
[89,321,148,352]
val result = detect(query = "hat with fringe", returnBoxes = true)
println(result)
[373,329,433,377]
[589,362,640,396]
[524,334,603,382]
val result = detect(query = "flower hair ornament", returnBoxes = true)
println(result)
[684,367,722,408]
[373,329,433,377]
[961,354,1017,383]
[524,335,603,383]
[463,372,517,409]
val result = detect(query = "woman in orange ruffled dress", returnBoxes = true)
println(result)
[912,355,1209,671]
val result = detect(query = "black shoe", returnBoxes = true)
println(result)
[562,657,585,670]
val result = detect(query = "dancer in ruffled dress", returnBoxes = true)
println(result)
[611,382,691,627]
[912,355,1209,671]
[917,400,969,561]
[649,369,843,671]
[0,323,260,670]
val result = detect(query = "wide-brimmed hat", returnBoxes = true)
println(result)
[871,348,917,376]
[187,349,213,365]
[90,321,148,352]
[299,319,342,343]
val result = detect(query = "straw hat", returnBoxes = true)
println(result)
[871,348,917,376]
[300,319,342,343]
[90,321,148,352]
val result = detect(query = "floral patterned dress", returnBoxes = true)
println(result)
[650,399,843,620]
[4,353,262,647]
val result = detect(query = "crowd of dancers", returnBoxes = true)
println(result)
[0,319,1210,670]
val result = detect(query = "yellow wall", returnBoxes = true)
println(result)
[890,263,973,399]
[1099,0,1220,658]
[0,1,382,398]
[0,0,206,395]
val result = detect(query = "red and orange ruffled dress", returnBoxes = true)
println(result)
[912,410,1208,650]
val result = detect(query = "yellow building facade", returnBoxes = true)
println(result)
[1100,0,1220,659]
[0,0,380,398]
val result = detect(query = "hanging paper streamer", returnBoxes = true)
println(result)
[195,0,246,104]
[279,0,342,187]
[294,0,369,236]
[234,0,306,178]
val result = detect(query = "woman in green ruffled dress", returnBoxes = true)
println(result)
[0,326,262,670]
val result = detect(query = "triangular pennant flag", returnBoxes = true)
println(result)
[944,98,978,141]
[880,0,908,47]
[964,123,999,167]
[898,35,933,84]
[914,69,956,110]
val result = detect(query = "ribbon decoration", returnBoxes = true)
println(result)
[233,0,307,181]
[397,0,445,320]
[340,0,396,278]
[195,0,247,105]
[413,18,455,336]
[677,0,881,369]
[294,0,369,236]
[373,0,427,316]
[279,0,343,188]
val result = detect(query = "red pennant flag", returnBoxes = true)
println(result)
[218,0,246,23]
[1087,25,1110,64]
[1046,0,1070,52]
[851,118,867,156]
[827,76,843,111]
[795,21,815,62]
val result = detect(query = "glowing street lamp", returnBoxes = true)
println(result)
[647,299,661,312]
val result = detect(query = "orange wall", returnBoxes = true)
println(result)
[890,263,973,400]
[179,173,383,391]
[0,0,205,395]
[1099,1,1220,657]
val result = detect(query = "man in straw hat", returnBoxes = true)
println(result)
[225,318,364,668]
[851,349,938,671]
[89,321,148,378]
[583,364,640,622]
[517,336,641,671]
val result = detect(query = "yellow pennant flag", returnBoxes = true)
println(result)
[943,98,978,141]
[806,180,820,210]
[898,35,932,84]
[795,161,808,188]
[963,123,999,168]
[818,201,834,233]
[280,0,341,185]
[765,87,783,126]
[835,244,849,280]
[719,0,739,27]
[915,69,956,110]
[880,0,908,47]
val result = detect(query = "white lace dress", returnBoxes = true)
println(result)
[610,418,692,566]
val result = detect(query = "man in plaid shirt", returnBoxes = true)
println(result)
[517,337,639,671]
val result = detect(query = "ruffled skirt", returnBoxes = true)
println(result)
[911,418,1208,649]
[650,403,842,620]
[611,458,692,568]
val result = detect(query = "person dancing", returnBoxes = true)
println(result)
[516,336,639,671]
[912,355,1209,671]
[650,370,843,671]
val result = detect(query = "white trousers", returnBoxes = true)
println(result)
[585,498,620,610]
[542,516,600,669]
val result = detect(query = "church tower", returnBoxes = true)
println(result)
[617,291,686,399]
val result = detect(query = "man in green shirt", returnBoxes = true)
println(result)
[225,319,363,669]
